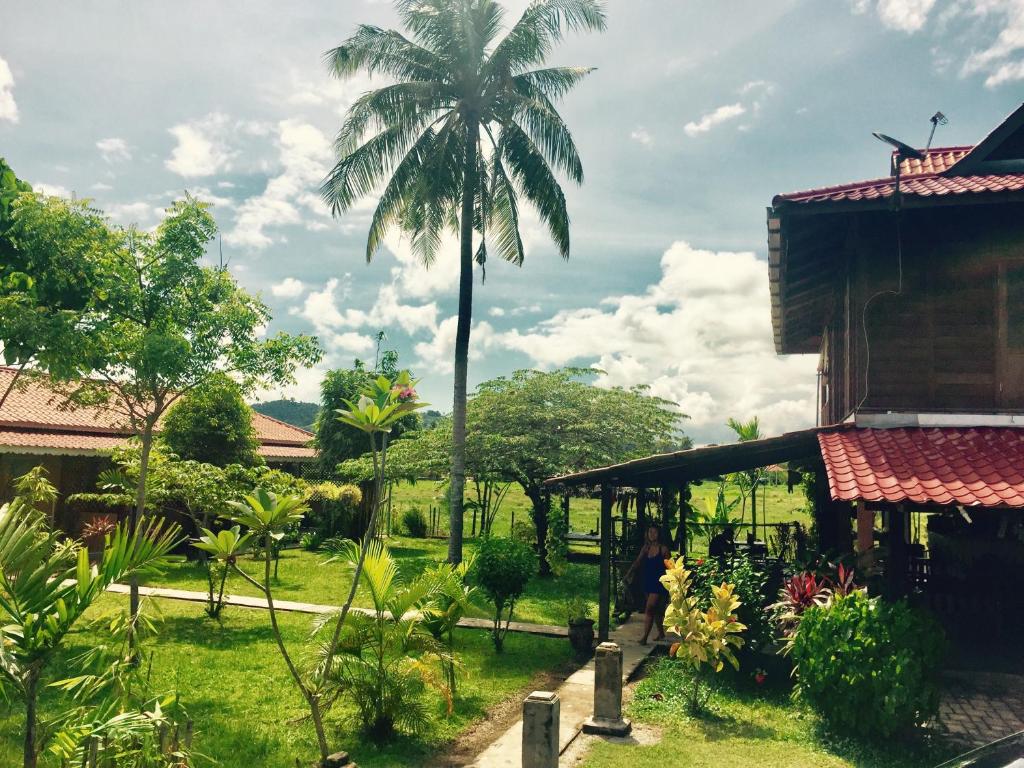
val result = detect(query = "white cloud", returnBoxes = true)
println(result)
[34,182,71,198]
[272,277,306,298]
[487,241,818,441]
[97,137,131,163]
[683,103,746,137]
[106,201,165,226]
[870,0,937,31]
[630,126,653,146]
[91,181,113,191]
[0,57,17,123]
[414,316,498,375]
[165,112,235,177]
[488,307,506,317]
[225,119,334,249]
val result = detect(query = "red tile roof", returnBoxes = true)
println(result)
[0,368,315,460]
[895,146,972,176]
[774,171,1024,205]
[818,427,1024,507]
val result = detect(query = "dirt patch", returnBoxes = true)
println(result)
[427,656,585,767]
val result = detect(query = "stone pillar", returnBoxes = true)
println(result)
[522,691,560,768]
[582,642,632,736]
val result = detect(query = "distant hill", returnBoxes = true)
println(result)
[252,400,320,431]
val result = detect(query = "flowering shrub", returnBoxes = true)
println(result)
[789,591,945,739]
[660,557,746,712]
[772,564,860,642]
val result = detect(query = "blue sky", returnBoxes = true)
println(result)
[1,0,1022,443]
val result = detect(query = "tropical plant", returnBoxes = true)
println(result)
[699,481,742,533]
[421,557,476,695]
[474,536,536,652]
[193,526,252,619]
[321,0,607,566]
[726,416,764,530]
[771,572,830,640]
[563,594,592,623]
[318,539,454,740]
[689,557,772,653]
[660,557,746,713]
[0,496,179,768]
[11,465,59,508]
[789,591,945,739]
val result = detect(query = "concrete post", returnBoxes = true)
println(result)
[582,642,632,736]
[522,691,559,768]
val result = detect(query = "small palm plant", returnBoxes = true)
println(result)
[318,539,454,741]
[420,556,476,695]
[0,495,179,768]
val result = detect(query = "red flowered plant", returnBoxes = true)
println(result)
[754,668,767,686]
[771,572,829,638]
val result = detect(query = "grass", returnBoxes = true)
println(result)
[142,537,599,627]
[0,593,573,767]
[579,658,956,768]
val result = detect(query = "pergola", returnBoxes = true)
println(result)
[544,428,823,641]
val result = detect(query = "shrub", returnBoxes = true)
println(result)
[690,557,772,653]
[789,591,945,739]
[402,507,428,538]
[300,530,324,551]
[474,536,536,652]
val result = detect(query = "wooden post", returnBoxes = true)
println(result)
[598,484,613,642]
[887,503,909,598]
[678,483,688,557]
[562,492,570,531]
[636,488,647,527]
[856,500,874,553]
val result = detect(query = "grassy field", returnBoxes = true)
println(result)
[579,659,955,768]
[143,538,599,627]
[0,593,573,768]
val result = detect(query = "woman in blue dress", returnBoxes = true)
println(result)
[626,525,670,645]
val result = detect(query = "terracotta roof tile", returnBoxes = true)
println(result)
[0,368,313,457]
[818,427,1024,507]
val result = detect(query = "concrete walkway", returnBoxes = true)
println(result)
[466,614,659,768]
[102,582,568,638]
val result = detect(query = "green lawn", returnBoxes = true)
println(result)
[579,659,955,768]
[143,537,599,627]
[0,594,573,767]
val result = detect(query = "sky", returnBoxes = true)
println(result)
[2,0,1022,444]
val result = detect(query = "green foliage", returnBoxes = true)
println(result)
[161,372,262,467]
[789,592,945,739]
[689,557,772,653]
[317,540,453,741]
[545,506,569,576]
[314,359,420,476]
[402,507,428,538]
[473,537,537,652]
[11,465,58,508]
[563,594,592,623]
[0,494,179,766]
[252,398,319,430]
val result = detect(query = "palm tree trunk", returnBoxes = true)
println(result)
[448,120,479,566]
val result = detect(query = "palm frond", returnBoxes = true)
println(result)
[511,66,594,99]
[500,120,570,258]
[325,25,448,82]
[487,0,607,76]
[487,155,526,266]
[334,82,454,158]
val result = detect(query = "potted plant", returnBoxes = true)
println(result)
[565,596,595,656]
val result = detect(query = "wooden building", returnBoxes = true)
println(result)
[0,367,315,531]
[548,104,1024,642]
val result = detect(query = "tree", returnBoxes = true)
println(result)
[726,416,763,538]
[471,369,682,574]
[161,371,262,467]
[320,0,607,565]
[0,494,179,768]
[8,194,320,631]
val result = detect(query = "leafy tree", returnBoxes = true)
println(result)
[471,369,682,574]
[161,372,263,467]
[0,494,179,768]
[252,398,320,429]
[8,194,320,630]
[726,416,764,534]
[474,536,536,652]
[321,0,607,565]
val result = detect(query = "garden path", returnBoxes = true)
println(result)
[466,614,658,768]
[939,670,1024,748]
[97,582,569,637]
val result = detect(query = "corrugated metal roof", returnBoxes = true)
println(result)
[818,427,1024,507]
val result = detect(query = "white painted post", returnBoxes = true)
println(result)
[522,690,560,768]
[582,642,632,736]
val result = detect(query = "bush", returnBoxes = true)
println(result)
[690,557,773,653]
[402,507,428,538]
[474,536,536,652]
[789,591,945,739]
[300,530,324,551]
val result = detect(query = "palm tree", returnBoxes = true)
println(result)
[321,0,606,565]
[726,416,764,541]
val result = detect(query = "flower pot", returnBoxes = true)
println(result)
[567,618,595,656]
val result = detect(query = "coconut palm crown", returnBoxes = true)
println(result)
[321,0,606,564]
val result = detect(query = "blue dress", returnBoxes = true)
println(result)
[642,549,669,596]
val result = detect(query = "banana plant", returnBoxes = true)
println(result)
[0,496,179,768]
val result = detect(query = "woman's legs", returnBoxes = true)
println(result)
[653,595,666,641]
[641,592,659,644]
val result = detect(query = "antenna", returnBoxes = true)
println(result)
[926,111,947,149]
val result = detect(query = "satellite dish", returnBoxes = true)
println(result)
[872,132,925,161]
